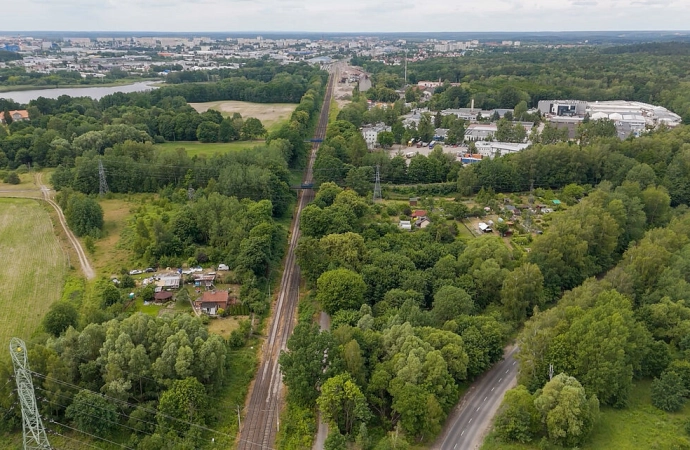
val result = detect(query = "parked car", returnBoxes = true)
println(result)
[145,268,155,273]
[129,269,143,275]
[217,264,229,271]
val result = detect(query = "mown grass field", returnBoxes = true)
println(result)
[154,140,264,157]
[0,198,66,350]
[481,380,690,450]
[188,100,297,132]
[83,196,139,276]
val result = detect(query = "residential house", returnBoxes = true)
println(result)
[192,273,216,290]
[411,210,427,219]
[156,273,182,290]
[194,290,231,316]
[0,110,29,124]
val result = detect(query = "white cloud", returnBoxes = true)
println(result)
[1,0,689,31]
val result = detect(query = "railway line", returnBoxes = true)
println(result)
[237,71,335,450]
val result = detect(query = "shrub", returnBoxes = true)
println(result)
[3,171,20,184]
[43,301,79,337]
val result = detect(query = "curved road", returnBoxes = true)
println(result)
[436,347,519,450]
[237,71,335,450]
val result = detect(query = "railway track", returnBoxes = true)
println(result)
[237,71,335,450]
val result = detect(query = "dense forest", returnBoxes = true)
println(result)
[280,138,690,450]
[0,63,327,450]
[353,42,690,123]
[276,44,690,446]
[0,62,326,170]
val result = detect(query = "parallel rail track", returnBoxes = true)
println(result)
[237,72,335,450]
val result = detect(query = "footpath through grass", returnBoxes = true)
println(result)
[154,140,264,157]
[481,379,690,449]
[0,198,66,353]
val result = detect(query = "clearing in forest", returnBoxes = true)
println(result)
[154,140,264,157]
[0,198,66,347]
[188,100,297,131]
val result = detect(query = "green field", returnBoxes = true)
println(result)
[154,140,265,157]
[481,380,690,450]
[0,198,66,349]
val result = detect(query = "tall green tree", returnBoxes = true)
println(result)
[533,374,599,447]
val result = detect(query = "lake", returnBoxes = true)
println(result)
[0,81,159,103]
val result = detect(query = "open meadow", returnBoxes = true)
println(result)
[188,100,297,132]
[0,198,66,348]
[154,140,264,157]
[481,380,690,450]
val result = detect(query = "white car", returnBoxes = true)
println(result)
[217,264,229,271]
[129,269,143,275]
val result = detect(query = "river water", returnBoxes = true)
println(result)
[0,81,159,103]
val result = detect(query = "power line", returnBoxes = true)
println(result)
[29,371,273,450]
[36,391,157,438]
[48,419,134,450]
[46,426,106,450]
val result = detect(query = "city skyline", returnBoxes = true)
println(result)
[3,0,689,33]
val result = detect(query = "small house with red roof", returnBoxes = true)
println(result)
[194,290,232,316]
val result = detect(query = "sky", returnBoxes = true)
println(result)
[2,0,689,33]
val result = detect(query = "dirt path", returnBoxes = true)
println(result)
[35,173,96,280]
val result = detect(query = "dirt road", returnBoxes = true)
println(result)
[36,173,96,280]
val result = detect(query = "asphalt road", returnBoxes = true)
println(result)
[437,347,519,450]
[237,71,335,450]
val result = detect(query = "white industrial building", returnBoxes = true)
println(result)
[361,123,391,149]
[474,141,530,159]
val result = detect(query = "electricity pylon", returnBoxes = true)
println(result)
[373,164,382,202]
[9,338,51,450]
[98,158,109,196]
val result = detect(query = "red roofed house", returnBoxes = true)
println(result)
[194,290,230,316]
[411,210,427,218]
[0,110,30,124]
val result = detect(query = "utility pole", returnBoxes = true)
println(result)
[10,337,51,450]
[98,158,109,196]
[373,164,382,203]
[236,405,242,430]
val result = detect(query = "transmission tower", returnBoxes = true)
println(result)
[373,164,382,203]
[9,338,51,450]
[98,159,109,196]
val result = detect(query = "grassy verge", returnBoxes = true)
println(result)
[481,380,690,449]
[328,99,339,124]
[209,344,260,448]
[0,198,66,350]
[84,195,138,276]
[154,140,264,157]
